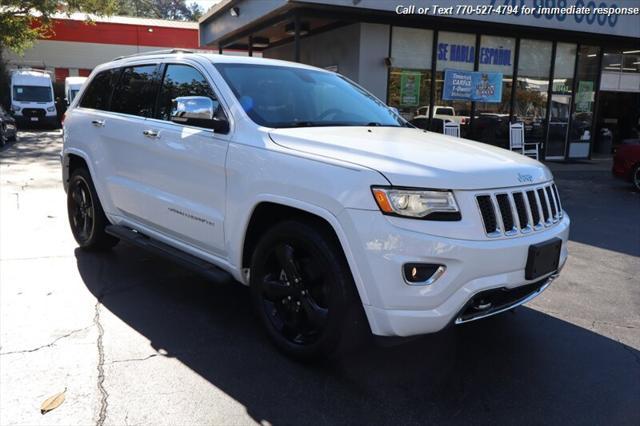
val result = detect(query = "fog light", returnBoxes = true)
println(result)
[403,263,446,285]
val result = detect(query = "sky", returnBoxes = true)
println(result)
[193,0,222,14]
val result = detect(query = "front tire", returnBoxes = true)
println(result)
[67,168,119,250]
[632,164,640,192]
[250,220,366,360]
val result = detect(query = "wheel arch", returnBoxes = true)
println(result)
[62,149,93,192]
[62,150,114,221]
[239,199,371,306]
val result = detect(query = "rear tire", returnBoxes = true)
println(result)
[67,168,119,251]
[250,220,367,361]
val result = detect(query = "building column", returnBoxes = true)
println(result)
[294,13,301,62]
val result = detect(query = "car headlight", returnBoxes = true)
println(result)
[47,106,56,112]
[371,186,461,220]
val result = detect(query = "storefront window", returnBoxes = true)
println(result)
[472,35,515,147]
[567,45,600,159]
[387,27,433,128]
[598,49,640,148]
[435,31,475,136]
[602,51,622,72]
[622,50,640,74]
[602,49,640,92]
[546,43,576,159]
[514,39,552,147]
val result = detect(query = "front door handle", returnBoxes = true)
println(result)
[91,120,105,127]
[143,129,160,138]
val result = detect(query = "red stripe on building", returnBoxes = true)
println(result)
[55,67,69,82]
[78,68,92,77]
[39,19,206,49]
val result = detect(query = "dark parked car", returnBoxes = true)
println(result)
[613,142,640,191]
[0,105,18,146]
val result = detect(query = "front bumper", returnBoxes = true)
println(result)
[612,161,631,181]
[339,208,570,337]
[14,114,58,127]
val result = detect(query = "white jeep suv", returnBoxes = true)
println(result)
[62,51,569,359]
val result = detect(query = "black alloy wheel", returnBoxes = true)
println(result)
[67,168,119,250]
[250,220,366,360]
[69,175,95,243]
[260,241,329,346]
[633,164,640,191]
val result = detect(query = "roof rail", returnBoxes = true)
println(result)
[10,67,54,76]
[113,49,195,61]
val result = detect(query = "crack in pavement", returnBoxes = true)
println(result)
[0,325,93,356]
[94,300,108,426]
[109,353,160,364]
[592,320,637,330]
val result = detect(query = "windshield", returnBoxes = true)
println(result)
[436,107,454,116]
[214,63,404,128]
[13,85,52,102]
[69,89,80,102]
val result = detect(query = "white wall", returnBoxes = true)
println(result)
[4,40,166,70]
[357,23,390,101]
[3,40,251,71]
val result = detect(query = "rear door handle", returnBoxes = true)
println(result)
[91,119,105,127]
[143,129,160,138]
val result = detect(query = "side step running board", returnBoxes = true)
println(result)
[106,225,233,284]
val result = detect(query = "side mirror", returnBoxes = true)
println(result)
[389,107,399,115]
[171,96,229,133]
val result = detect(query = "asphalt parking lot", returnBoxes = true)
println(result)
[1,130,639,426]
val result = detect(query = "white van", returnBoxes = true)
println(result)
[65,76,88,105]
[10,69,57,127]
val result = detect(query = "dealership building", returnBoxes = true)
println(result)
[200,0,640,160]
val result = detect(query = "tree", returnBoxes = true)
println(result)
[0,0,118,52]
[117,0,203,21]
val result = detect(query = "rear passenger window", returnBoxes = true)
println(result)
[110,65,158,117]
[80,70,115,110]
[156,64,221,122]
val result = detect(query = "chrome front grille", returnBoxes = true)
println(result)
[476,183,563,237]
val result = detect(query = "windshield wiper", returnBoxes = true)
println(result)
[286,121,350,128]
[366,122,404,127]
[281,121,402,128]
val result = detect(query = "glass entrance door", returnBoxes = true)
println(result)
[546,43,576,159]
[567,45,600,159]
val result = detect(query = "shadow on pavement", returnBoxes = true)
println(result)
[75,244,640,425]
[554,169,640,257]
[0,130,61,167]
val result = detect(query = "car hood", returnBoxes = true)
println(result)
[268,127,553,190]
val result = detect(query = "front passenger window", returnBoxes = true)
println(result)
[157,64,223,123]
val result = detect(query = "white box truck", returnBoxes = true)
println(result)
[65,76,88,105]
